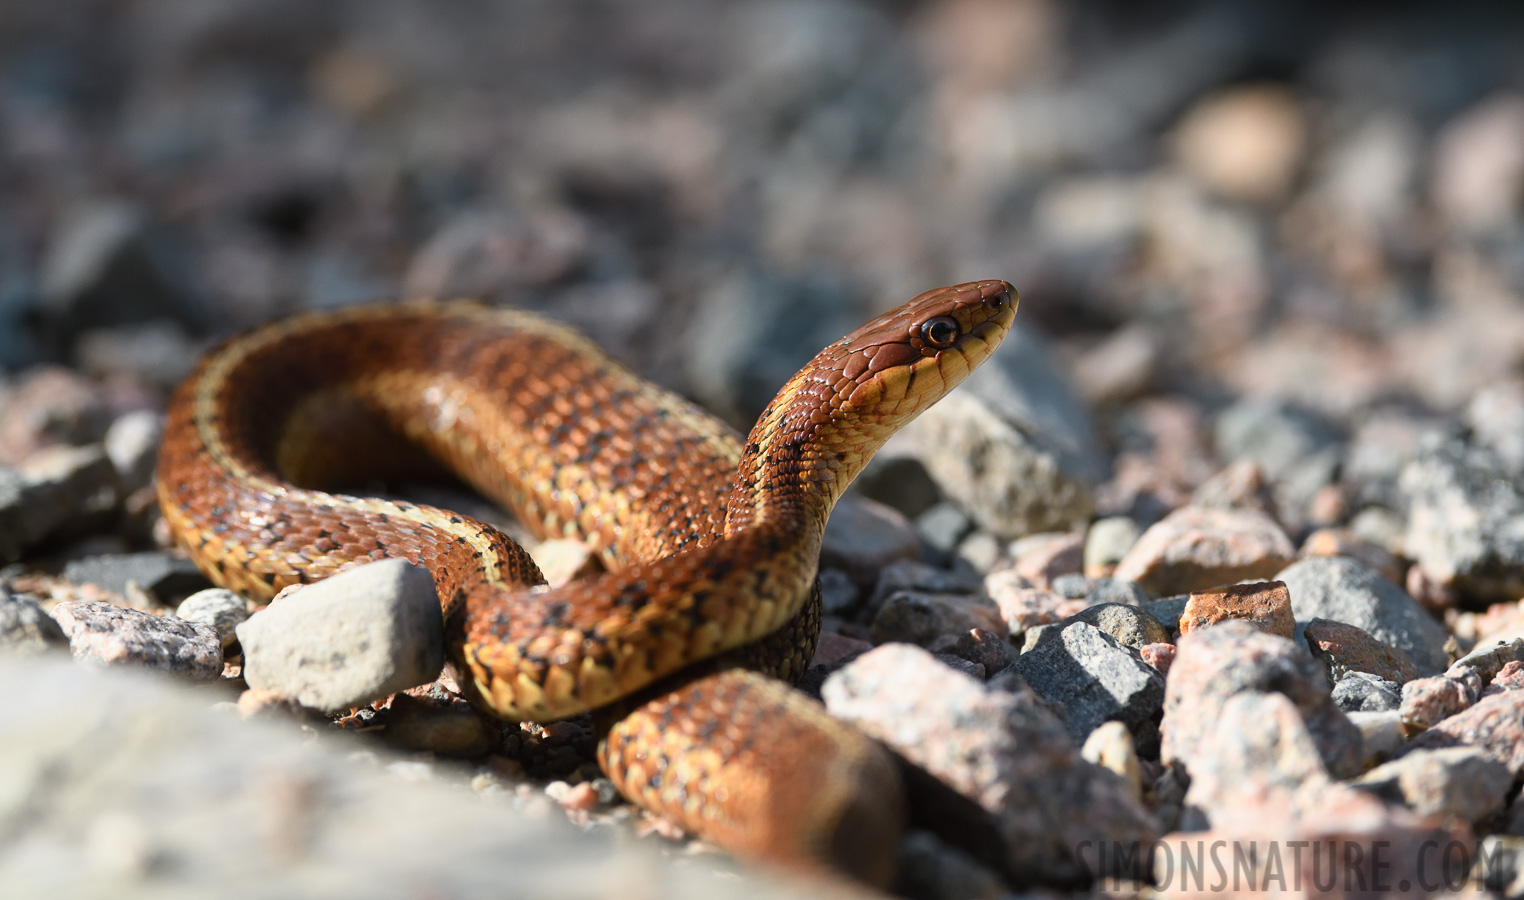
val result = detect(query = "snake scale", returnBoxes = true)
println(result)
[157,279,1017,884]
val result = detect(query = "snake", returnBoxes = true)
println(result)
[156,279,1017,884]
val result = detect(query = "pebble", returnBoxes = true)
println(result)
[1331,672,1402,713]
[1161,620,1361,780]
[62,551,210,605]
[1188,459,1277,520]
[1063,603,1169,651]
[1448,636,1524,686]
[1354,747,1511,824]
[1466,379,1524,474]
[870,590,1005,647]
[1178,691,1334,827]
[102,410,163,494]
[1405,691,1524,776]
[1082,516,1141,579]
[1400,433,1524,604]
[1112,506,1296,596]
[952,627,1017,675]
[1299,527,1405,585]
[1009,531,1084,589]
[0,588,69,655]
[1080,577,1149,607]
[530,538,599,588]
[986,573,1085,635]
[809,630,873,668]
[820,493,923,585]
[821,644,1159,884]
[1012,620,1165,743]
[1138,642,1174,676]
[953,531,1002,573]
[174,589,250,650]
[1172,84,1307,203]
[868,559,982,611]
[1431,92,1524,233]
[1,446,122,560]
[1346,710,1406,767]
[385,693,493,759]
[897,391,1095,539]
[1138,595,1189,637]
[0,366,113,464]
[1275,555,1450,674]
[1079,720,1143,800]
[1178,579,1294,638]
[1213,397,1341,523]
[817,567,860,616]
[1303,618,1420,686]
[236,559,445,713]
[1488,659,1524,694]
[1399,672,1481,734]
[914,502,972,555]
[52,601,222,679]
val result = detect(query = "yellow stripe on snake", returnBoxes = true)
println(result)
[157,279,1017,885]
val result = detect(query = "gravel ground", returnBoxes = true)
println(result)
[4,1,1524,897]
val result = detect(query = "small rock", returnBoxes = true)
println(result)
[1178,580,1294,638]
[1400,433,1524,604]
[1355,747,1511,824]
[1083,516,1142,579]
[853,455,942,520]
[0,366,113,464]
[953,627,1017,675]
[1048,573,1090,599]
[1139,595,1190,637]
[1010,530,1085,589]
[1448,636,1524,687]
[2,445,122,559]
[871,591,1005,647]
[1347,711,1406,768]
[1139,643,1175,676]
[1399,673,1480,734]
[1080,720,1143,800]
[1466,379,1524,474]
[1300,528,1405,585]
[1276,556,1450,674]
[811,630,873,668]
[1406,691,1524,776]
[52,601,221,679]
[821,493,923,585]
[1172,84,1307,203]
[1213,397,1340,524]
[953,531,1002,573]
[817,568,859,616]
[1332,672,1402,713]
[1179,691,1333,826]
[822,644,1159,884]
[236,559,445,713]
[103,410,164,494]
[1162,621,1360,780]
[1012,621,1165,743]
[933,653,985,680]
[1081,577,1149,607]
[174,589,250,650]
[869,559,982,611]
[1189,459,1277,520]
[0,588,69,655]
[914,502,972,555]
[1304,618,1420,685]
[1431,92,1524,233]
[1072,324,1164,408]
[63,551,210,605]
[1489,660,1524,695]
[1113,507,1296,596]
[385,693,492,758]
[986,572,1085,634]
[1065,603,1168,651]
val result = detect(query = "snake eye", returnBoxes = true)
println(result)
[921,316,960,349]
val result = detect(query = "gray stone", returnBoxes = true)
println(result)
[1355,747,1512,824]
[1332,671,1402,712]
[871,591,1005,648]
[854,454,942,520]
[1084,516,1142,578]
[1113,507,1296,597]
[1084,577,1149,607]
[52,601,221,679]
[1276,556,1449,674]
[0,657,790,898]
[1449,636,1524,686]
[817,567,860,616]
[0,446,123,561]
[914,502,972,554]
[236,559,445,712]
[951,627,1017,675]
[0,589,68,655]
[63,551,211,604]
[1404,691,1524,777]
[820,492,922,585]
[1180,691,1335,827]
[1049,573,1090,599]
[175,589,250,650]
[1400,432,1524,604]
[1347,711,1406,768]
[1012,620,1165,742]
[822,644,1158,884]
[1064,603,1168,651]
[1139,595,1189,638]
[1466,380,1524,475]
[868,559,982,611]
[103,410,164,493]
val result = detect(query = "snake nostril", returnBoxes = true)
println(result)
[983,288,1009,314]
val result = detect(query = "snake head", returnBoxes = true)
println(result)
[832,279,1017,426]
[737,280,1016,515]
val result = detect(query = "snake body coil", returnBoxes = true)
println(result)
[158,280,1017,883]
